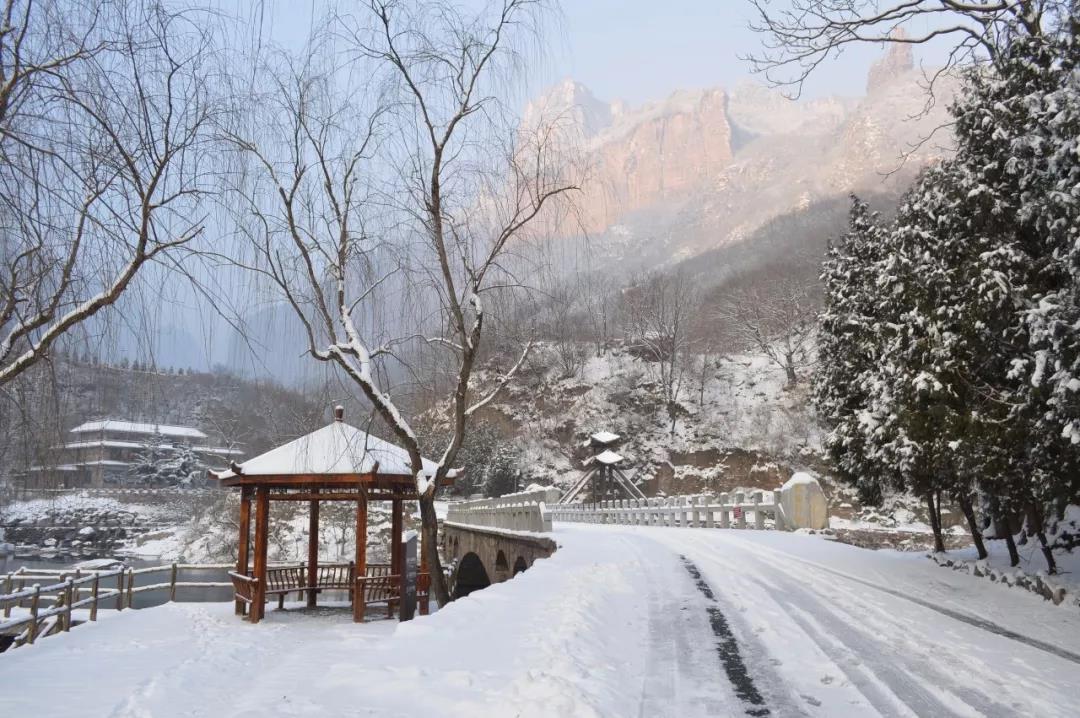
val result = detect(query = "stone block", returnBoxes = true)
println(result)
[780,473,829,530]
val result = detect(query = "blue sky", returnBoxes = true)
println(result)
[227,0,927,108]
[549,1,880,103]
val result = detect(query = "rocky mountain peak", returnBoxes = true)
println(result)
[866,31,915,94]
[523,78,613,139]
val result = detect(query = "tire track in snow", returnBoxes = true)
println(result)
[617,532,738,718]
[745,566,1019,717]
[704,534,1080,666]
[680,555,771,717]
[666,529,1061,716]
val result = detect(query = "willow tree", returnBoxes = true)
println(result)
[225,0,577,605]
[0,0,216,387]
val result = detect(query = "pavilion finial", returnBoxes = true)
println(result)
[334,405,344,422]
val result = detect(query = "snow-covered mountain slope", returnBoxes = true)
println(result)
[467,344,983,551]
[474,346,822,496]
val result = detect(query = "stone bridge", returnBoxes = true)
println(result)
[441,489,559,598]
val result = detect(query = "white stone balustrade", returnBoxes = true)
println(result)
[445,487,562,533]
[550,476,829,532]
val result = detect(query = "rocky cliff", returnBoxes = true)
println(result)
[526,44,955,274]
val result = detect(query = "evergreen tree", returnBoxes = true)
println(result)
[815,12,1080,568]
[814,198,895,505]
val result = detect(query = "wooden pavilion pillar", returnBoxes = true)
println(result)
[251,486,270,624]
[419,519,430,616]
[306,488,320,609]
[352,492,368,623]
[391,498,403,616]
[391,499,403,576]
[235,486,252,615]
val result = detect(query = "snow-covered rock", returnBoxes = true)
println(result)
[780,472,829,530]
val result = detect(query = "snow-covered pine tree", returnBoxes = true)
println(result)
[942,18,1080,570]
[818,8,1080,567]
[127,441,203,487]
[483,443,522,498]
[864,161,1012,558]
[814,198,896,505]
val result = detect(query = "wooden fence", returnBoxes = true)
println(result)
[0,563,232,652]
[550,490,790,531]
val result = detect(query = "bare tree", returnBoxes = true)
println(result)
[0,0,216,387]
[583,270,615,358]
[621,271,699,435]
[542,281,587,379]
[746,0,1064,95]
[718,271,817,388]
[224,0,577,605]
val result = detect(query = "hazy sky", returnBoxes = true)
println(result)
[232,1,923,109]
[549,1,884,103]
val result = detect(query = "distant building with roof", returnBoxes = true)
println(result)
[29,420,243,488]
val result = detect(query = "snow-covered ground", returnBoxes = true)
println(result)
[2,525,1077,717]
[0,493,173,525]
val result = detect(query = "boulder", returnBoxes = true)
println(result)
[779,473,829,530]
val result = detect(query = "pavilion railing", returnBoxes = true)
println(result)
[229,562,432,623]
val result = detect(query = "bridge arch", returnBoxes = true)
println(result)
[495,550,509,580]
[442,523,556,597]
[453,552,491,599]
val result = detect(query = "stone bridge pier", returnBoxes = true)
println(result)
[442,524,556,598]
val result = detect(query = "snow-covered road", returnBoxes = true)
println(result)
[632,526,1080,717]
[1,525,1077,717]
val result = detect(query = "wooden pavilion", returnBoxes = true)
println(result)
[210,407,454,624]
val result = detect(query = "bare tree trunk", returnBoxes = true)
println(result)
[784,354,797,387]
[925,492,945,553]
[417,494,449,605]
[1002,528,1020,567]
[956,491,987,560]
[1025,503,1057,574]
[988,495,1020,566]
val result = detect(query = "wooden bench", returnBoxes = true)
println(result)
[265,566,309,609]
[231,563,426,621]
[228,571,258,615]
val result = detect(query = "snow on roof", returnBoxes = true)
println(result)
[593,450,623,465]
[29,460,131,471]
[590,431,621,445]
[56,440,241,456]
[213,421,440,480]
[60,440,148,450]
[197,446,244,456]
[70,421,207,439]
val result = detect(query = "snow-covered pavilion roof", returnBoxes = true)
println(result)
[591,450,624,465]
[590,431,620,445]
[212,420,442,480]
